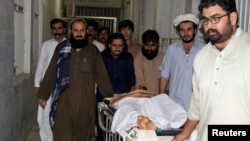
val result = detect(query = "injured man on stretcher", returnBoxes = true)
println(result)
[109,86,187,135]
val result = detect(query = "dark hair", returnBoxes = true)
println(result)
[198,0,237,14]
[97,26,111,35]
[142,30,159,43]
[69,18,87,30]
[104,32,128,54]
[198,0,238,26]
[86,19,98,30]
[118,20,134,32]
[50,18,66,29]
[176,21,198,31]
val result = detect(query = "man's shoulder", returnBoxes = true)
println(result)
[134,51,144,60]
[157,52,165,59]
[57,40,69,47]
[165,41,180,52]
[43,38,55,43]
[84,44,103,55]
[125,52,134,59]
[194,38,206,48]
[42,38,56,46]
[93,40,105,52]
[54,40,69,52]
[132,41,141,47]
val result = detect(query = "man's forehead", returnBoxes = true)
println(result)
[87,26,95,29]
[144,41,158,44]
[122,26,131,30]
[201,4,225,17]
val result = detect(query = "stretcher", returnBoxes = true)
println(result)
[97,100,183,141]
[97,101,122,141]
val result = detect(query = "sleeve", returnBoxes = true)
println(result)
[187,55,200,120]
[34,43,46,87]
[159,46,171,79]
[134,55,145,86]
[127,54,136,91]
[95,51,114,98]
[37,50,58,100]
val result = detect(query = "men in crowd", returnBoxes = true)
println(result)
[37,18,114,141]
[159,13,205,111]
[134,30,164,94]
[118,19,141,57]
[86,19,105,52]
[97,26,111,46]
[34,18,66,141]
[96,32,135,140]
[174,0,250,141]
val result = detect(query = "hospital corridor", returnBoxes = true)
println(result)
[0,0,250,141]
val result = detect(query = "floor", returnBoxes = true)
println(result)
[25,122,40,141]
[25,123,97,141]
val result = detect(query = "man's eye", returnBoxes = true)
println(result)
[211,17,218,21]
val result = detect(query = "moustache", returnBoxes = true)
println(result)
[76,36,83,38]
[54,33,62,36]
[207,29,218,34]
[183,35,190,38]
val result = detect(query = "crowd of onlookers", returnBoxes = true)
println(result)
[34,0,250,141]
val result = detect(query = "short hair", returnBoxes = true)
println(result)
[69,18,87,30]
[142,30,159,43]
[105,32,128,53]
[118,19,134,32]
[50,18,66,29]
[97,26,111,36]
[86,19,98,30]
[176,21,198,31]
[198,0,237,14]
[198,0,238,26]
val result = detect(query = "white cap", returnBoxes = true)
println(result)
[173,14,199,27]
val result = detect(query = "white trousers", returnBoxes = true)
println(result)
[37,96,53,141]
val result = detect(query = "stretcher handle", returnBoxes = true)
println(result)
[97,102,114,133]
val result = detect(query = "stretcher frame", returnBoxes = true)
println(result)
[97,101,123,141]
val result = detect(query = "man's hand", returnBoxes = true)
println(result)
[34,87,39,96]
[172,133,188,141]
[38,98,47,109]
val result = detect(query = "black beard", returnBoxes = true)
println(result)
[206,20,234,45]
[141,47,159,60]
[69,34,88,49]
[181,34,195,43]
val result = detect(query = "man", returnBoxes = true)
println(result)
[173,0,250,141]
[134,30,164,94]
[34,18,66,141]
[87,19,105,51]
[97,26,111,46]
[96,32,135,140]
[37,18,114,141]
[118,19,141,58]
[159,14,205,111]
[98,32,135,95]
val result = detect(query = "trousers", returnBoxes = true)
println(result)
[37,96,53,141]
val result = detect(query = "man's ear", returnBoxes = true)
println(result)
[230,11,238,26]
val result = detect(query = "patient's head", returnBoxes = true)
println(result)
[130,85,147,91]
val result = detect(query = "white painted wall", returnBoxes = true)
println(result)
[65,0,121,8]
[142,0,155,30]
[42,0,63,41]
